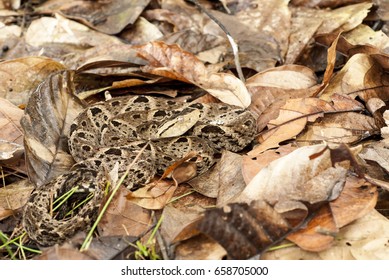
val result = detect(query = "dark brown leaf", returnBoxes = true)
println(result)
[197,200,292,259]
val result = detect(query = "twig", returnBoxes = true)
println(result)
[187,0,245,82]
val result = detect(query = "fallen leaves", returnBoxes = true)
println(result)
[1,0,389,261]
[134,41,251,107]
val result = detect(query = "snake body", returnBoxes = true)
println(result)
[23,95,256,246]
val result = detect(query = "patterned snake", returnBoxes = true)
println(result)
[23,95,256,246]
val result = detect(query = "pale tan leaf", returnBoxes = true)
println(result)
[246,65,318,89]
[0,179,33,211]
[126,180,177,210]
[239,144,347,214]
[25,14,122,48]
[359,139,389,172]
[175,234,226,260]
[0,57,65,105]
[321,53,389,102]
[99,188,152,237]
[0,98,23,145]
[297,112,378,145]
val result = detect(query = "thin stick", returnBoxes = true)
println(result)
[187,0,245,82]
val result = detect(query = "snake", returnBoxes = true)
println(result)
[22,95,256,246]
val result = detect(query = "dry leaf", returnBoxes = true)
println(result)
[297,112,379,145]
[0,57,65,105]
[20,71,83,186]
[197,200,292,259]
[0,98,23,145]
[99,188,152,238]
[359,139,389,173]
[38,0,150,35]
[25,14,122,48]
[263,210,389,260]
[321,53,389,102]
[126,180,177,210]
[240,144,347,215]
[216,151,246,206]
[242,144,298,184]
[175,234,226,260]
[287,175,377,251]
[134,41,251,107]
[247,65,319,127]
[0,179,33,211]
[160,204,203,245]
[249,98,335,155]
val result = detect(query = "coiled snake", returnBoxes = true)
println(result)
[23,95,256,246]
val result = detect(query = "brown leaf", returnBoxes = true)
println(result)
[286,175,377,252]
[0,57,65,106]
[330,176,377,228]
[175,234,226,260]
[99,188,152,237]
[126,180,177,210]
[216,151,246,206]
[20,71,84,186]
[249,98,335,156]
[0,179,33,212]
[38,0,150,35]
[242,144,298,184]
[160,204,203,245]
[286,8,322,64]
[247,65,319,128]
[187,164,220,198]
[262,210,389,259]
[134,41,251,107]
[321,53,389,102]
[0,98,23,145]
[287,205,338,252]
[297,112,379,145]
[197,200,293,259]
[241,144,348,216]
[0,98,24,166]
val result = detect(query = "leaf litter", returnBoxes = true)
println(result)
[0,0,389,260]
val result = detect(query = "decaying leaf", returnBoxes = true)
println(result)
[297,112,379,145]
[37,0,151,35]
[197,200,293,259]
[241,144,348,215]
[134,41,251,107]
[25,14,123,48]
[126,180,177,210]
[0,57,65,106]
[175,234,227,260]
[20,71,84,186]
[160,204,204,245]
[263,210,389,260]
[99,188,152,238]
[0,179,33,209]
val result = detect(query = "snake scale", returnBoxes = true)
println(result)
[23,95,256,246]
